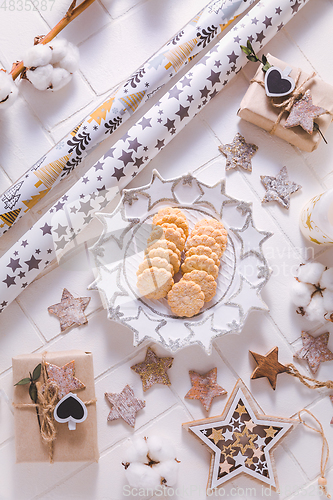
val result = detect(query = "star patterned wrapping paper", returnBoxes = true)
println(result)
[0,0,256,236]
[0,0,310,313]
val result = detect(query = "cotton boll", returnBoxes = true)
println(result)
[122,437,148,463]
[48,38,69,64]
[26,64,53,91]
[323,289,333,313]
[297,262,326,285]
[59,43,79,73]
[320,268,333,291]
[0,71,18,109]
[291,280,313,308]
[305,294,326,323]
[154,460,179,486]
[49,67,72,91]
[147,435,176,461]
[23,44,52,68]
[131,436,149,461]
[126,462,160,489]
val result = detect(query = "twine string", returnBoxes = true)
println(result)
[286,363,333,390]
[298,408,330,498]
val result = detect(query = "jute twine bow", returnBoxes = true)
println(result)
[286,363,333,390]
[298,409,331,498]
[13,352,96,463]
[250,70,317,134]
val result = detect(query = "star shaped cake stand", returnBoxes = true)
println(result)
[89,170,272,353]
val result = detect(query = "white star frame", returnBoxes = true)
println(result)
[89,170,272,353]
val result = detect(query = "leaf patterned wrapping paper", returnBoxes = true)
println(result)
[0,0,256,236]
[0,0,310,313]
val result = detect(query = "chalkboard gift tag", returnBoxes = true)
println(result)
[265,66,295,98]
[54,392,88,430]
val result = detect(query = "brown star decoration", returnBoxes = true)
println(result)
[250,347,288,390]
[131,347,174,392]
[185,368,227,411]
[284,90,326,134]
[260,166,302,209]
[46,360,85,399]
[219,133,258,172]
[294,331,333,375]
[48,288,91,332]
[105,385,145,427]
[183,379,296,492]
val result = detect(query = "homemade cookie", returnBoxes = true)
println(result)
[147,247,180,274]
[185,235,222,259]
[181,270,217,302]
[136,257,174,277]
[159,222,186,240]
[194,218,226,233]
[137,267,174,300]
[167,280,204,317]
[185,245,220,267]
[192,225,228,254]
[153,208,189,238]
[154,207,187,222]
[182,255,219,279]
[162,227,185,252]
[145,239,181,260]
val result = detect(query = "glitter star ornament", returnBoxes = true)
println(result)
[184,368,227,411]
[46,360,85,399]
[131,347,174,391]
[219,133,258,172]
[260,166,302,209]
[105,385,145,427]
[284,90,326,134]
[183,380,296,492]
[294,331,333,375]
[48,288,91,332]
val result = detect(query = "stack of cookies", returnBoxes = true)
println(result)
[136,208,189,300]
[167,218,228,317]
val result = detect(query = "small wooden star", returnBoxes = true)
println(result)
[48,288,91,332]
[105,385,145,427]
[219,133,258,172]
[131,347,174,392]
[185,368,227,412]
[250,347,288,390]
[46,360,85,399]
[260,166,302,209]
[284,90,326,134]
[294,331,333,375]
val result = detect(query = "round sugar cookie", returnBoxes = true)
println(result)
[148,247,180,274]
[181,270,217,302]
[137,257,174,277]
[137,267,173,299]
[145,239,181,260]
[185,234,222,259]
[167,280,204,317]
[181,254,219,279]
[185,245,220,267]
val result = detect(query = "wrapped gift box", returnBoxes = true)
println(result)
[13,350,99,463]
[238,54,333,152]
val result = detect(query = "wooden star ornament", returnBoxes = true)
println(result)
[131,347,174,391]
[46,360,85,399]
[294,331,333,375]
[48,288,91,332]
[284,90,326,134]
[105,385,145,427]
[185,368,227,411]
[260,166,301,209]
[183,379,296,492]
[219,133,258,172]
[250,347,288,390]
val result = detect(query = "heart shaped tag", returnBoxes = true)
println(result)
[54,392,87,430]
[264,66,295,98]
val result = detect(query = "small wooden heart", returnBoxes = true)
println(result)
[54,392,87,430]
[264,66,295,98]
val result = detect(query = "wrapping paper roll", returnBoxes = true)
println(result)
[0,0,311,313]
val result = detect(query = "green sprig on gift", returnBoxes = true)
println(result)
[15,363,41,403]
[240,41,271,72]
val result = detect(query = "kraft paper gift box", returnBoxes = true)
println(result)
[13,350,99,462]
[238,54,333,152]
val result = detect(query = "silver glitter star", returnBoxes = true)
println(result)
[219,133,258,172]
[260,166,302,209]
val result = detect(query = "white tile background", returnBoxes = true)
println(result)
[0,0,333,499]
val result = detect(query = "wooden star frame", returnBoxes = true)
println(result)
[183,379,297,492]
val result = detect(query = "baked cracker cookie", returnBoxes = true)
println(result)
[181,254,219,279]
[148,247,180,274]
[185,245,220,267]
[167,280,204,317]
[145,239,181,260]
[137,267,174,300]
[153,207,187,223]
[194,218,225,233]
[192,225,228,253]
[185,234,222,259]
[181,270,217,302]
[159,222,186,240]
[162,227,185,252]
[137,257,174,277]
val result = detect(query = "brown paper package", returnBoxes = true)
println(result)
[238,54,333,152]
[12,350,99,463]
